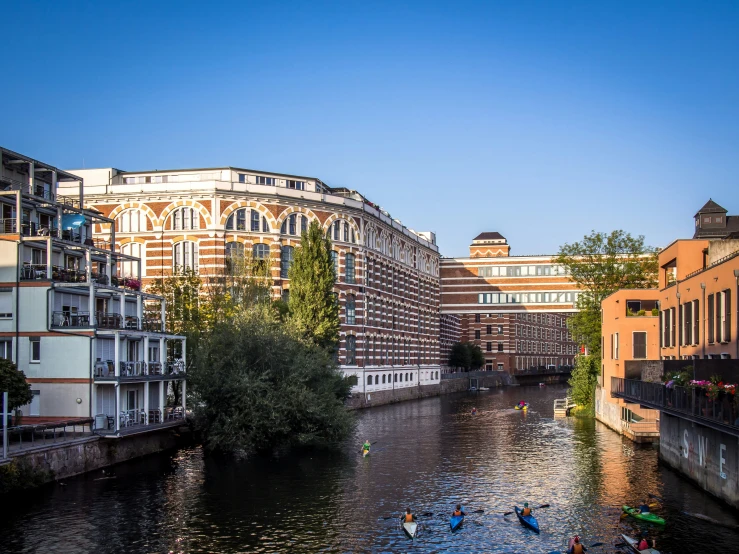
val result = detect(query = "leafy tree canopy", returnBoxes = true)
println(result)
[448,342,485,371]
[0,359,33,410]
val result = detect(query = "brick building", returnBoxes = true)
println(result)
[439,313,461,372]
[60,166,442,394]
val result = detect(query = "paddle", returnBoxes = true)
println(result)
[647,493,664,502]
[503,504,549,516]
[382,511,434,520]
[358,441,378,454]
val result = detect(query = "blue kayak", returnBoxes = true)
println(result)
[450,514,464,532]
[514,506,540,533]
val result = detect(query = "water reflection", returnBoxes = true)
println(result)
[1,385,738,553]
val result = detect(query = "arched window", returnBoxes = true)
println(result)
[410,373,413,381]
[343,222,349,242]
[382,374,386,384]
[226,242,244,274]
[367,375,372,385]
[120,243,143,277]
[301,215,308,234]
[330,250,338,278]
[374,375,378,385]
[170,207,199,230]
[394,373,397,382]
[280,246,294,278]
[406,372,409,381]
[116,209,148,233]
[227,208,268,232]
[435,371,439,379]
[253,243,270,259]
[173,241,199,272]
[347,335,356,365]
[346,295,356,325]
[345,253,355,284]
[280,214,300,236]
[333,220,341,241]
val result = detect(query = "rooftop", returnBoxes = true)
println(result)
[473,232,506,242]
[695,198,727,216]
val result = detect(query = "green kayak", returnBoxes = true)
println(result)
[622,505,665,526]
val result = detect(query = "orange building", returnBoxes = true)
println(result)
[596,289,661,442]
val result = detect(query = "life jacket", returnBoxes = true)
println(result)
[638,539,649,550]
[522,507,531,516]
[572,543,584,554]
[453,510,462,516]
[405,513,414,523]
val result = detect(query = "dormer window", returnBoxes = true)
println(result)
[715,216,722,223]
[703,216,711,223]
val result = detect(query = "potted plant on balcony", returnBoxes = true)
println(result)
[123,277,141,291]
[651,308,659,316]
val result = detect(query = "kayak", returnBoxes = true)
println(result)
[514,506,540,533]
[515,404,529,410]
[362,449,369,457]
[401,519,418,539]
[622,505,665,525]
[621,533,661,553]
[450,514,464,532]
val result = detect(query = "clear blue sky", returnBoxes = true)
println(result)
[2,1,738,257]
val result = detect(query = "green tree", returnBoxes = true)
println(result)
[288,221,340,350]
[568,355,600,413]
[449,342,471,370]
[0,359,33,411]
[190,305,355,457]
[468,344,485,369]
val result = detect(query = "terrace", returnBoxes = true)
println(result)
[93,359,186,381]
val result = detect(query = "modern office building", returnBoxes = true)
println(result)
[0,147,186,434]
[441,232,580,372]
[60,166,442,396]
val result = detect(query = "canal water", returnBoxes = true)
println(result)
[2,385,739,553]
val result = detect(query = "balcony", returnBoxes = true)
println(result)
[93,359,186,381]
[94,407,185,436]
[50,311,92,328]
[0,176,55,201]
[611,377,739,436]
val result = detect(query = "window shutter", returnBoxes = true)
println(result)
[679,304,684,346]
[659,311,664,348]
[670,308,676,347]
[716,292,723,343]
[708,294,715,343]
[725,288,732,343]
[693,299,700,345]
[633,332,647,359]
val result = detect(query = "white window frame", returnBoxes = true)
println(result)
[30,337,41,363]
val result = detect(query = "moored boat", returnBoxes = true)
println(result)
[450,514,464,532]
[622,505,665,525]
[514,506,540,533]
[621,533,661,553]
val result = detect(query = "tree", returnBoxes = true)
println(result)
[288,221,340,350]
[0,359,33,411]
[568,355,600,412]
[555,230,658,360]
[190,306,355,457]
[449,342,471,370]
[469,344,485,369]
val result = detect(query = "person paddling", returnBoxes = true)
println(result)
[403,507,416,523]
[452,504,466,517]
[471,407,477,415]
[567,535,587,553]
[521,502,532,516]
[637,499,651,513]
[638,533,655,550]
[518,400,527,408]
[362,440,371,456]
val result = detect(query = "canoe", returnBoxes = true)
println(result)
[622,505,665,525]
[514,506,540,533]
[621,533,661,553]
[450,514,464,532]
[401,519,418,539]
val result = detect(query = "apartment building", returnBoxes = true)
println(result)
[596,290,661,442]
[0,147,185,434]
[441,232,579,372]
[439,313,461,372]
[60,166,442,396]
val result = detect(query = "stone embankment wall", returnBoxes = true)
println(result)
[0,427,187,492]
[660,413,739,508]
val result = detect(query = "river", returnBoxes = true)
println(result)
[2,385,738,553]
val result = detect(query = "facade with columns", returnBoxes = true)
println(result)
[0,147,185,434]
[61,166,442,393]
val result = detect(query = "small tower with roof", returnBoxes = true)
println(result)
[694,199,728,238]
[469,232,510,258]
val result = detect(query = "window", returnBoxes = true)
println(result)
[282,288,290,303]
[173,241,199,272]
[346,335,356,364]
[633,331,647,359]
[256,176,275,186]
[475,314,481,323]
[346,295,356,325]
[286,180,304,190]
[475,330,481,339]
[120,242,143,278]
[0,292,12,318]
[226,209,247,230]
[487,325,492,335]
[226,242,244,273]
[497,325,503,335]
[497,342,504,352]
[253,243,270,259]
[280,246,294,278]
[30,337,40,362]
[614,332,619,360]
[692,299,700,345]
[344,222,349,242]
[0,339,11,360]
[382,374,386,384]
[116,209,148,233]
[171,207,199,230]
[238,173,246,183]
[486,342,492,352]
[330,250,338,277]
[250,210,260,231]
[345,253,355,284]
[301,215,307,234]
[367,375,372,385]
[497,363,504,371]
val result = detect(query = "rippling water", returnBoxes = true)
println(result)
[2,385,739,553]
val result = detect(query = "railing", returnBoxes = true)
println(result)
[50,311,92,328]
[164,359,186,376]
[612,377,739,432]
[120,360,147,377]
[0,176,55,201]
[0,418,94,457]
[142,319,164,332]
[93,359,184,379]
[96,312,123,329]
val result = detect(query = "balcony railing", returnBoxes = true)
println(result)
[96,312,123,329]
[0,176,55,201]
[51,311,92,328]
[611,377,739,434]
[93,359,185,380]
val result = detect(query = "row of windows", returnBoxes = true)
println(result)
[515,313,568,327]
[226,208,270,232]
[365,337,438,366]
[660,289,732,348]
[516,340,576,355]
[366,298,438,334]
[478,264,570,278]
[366,257,438,306]
[515,357,573,370]
[237,173,306,190]
[515,325,572,341]
[609,331,647,360]
[478,292,579,305]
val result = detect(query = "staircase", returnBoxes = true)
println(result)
[554,396,577,417]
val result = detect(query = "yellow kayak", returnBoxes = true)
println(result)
[515,404,529,411]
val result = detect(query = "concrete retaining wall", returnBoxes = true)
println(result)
[659,413,739,508]
[0,427,186,490]
[595,385,622,434]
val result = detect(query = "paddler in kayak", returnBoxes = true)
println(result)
[638,532,656,550]
[362,440,371,456]
[567,535,586,553]
[452,504,466,517]
[471,407,477,415]
[403,507,416,523]
[521,502,532,516]
[518,400,527,408]
[637,499,651,513]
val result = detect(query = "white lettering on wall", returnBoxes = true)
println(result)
[720,444,727,479]
[699,435,707,467]
[683,429,690,459]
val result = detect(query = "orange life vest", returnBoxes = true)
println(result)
[405,513,414,523]
[453,510,462,516]
[572,543,584,554]
[522,507,531,516]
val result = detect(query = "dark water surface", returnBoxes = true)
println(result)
[2,385,739,553]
